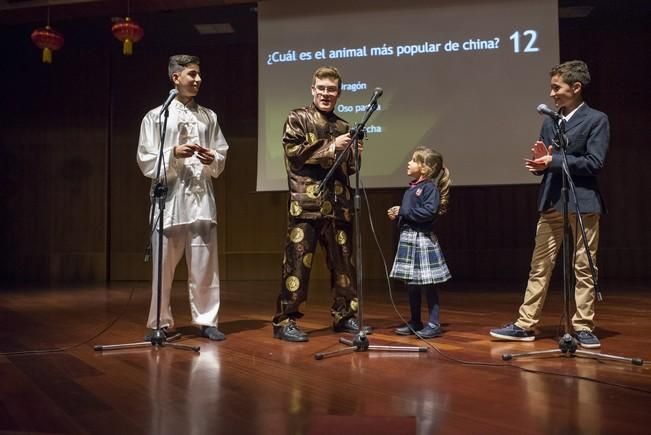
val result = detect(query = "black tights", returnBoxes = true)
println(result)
[407,284,440,325]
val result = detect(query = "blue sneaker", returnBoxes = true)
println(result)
[490,323,535,342]
[575,330,601,349]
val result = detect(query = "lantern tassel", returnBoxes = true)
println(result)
[42,47,52,64]
[123,39,133,56]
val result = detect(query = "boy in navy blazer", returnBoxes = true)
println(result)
[490,60,609,349]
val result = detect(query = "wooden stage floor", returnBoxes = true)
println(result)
[1,280,650,434]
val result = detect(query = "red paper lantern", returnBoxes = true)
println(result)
[112,17,144,56]
[31,25,64,64]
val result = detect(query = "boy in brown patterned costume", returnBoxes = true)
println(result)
[272,66,371,342]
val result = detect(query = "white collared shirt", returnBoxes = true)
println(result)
[561,102,585,122]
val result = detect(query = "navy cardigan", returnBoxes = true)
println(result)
[397,179,440,233]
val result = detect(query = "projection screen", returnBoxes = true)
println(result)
[257,0,559,191]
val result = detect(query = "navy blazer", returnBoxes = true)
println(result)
[536,103,609,214]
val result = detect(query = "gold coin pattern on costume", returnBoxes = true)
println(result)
[334,181,344,195]
[306,184,319,199]
[302,252,313,268]
[290,200,302,216]
[285,276,300,292]
[290,227,304,243]
[320,200,333,215]
[350,298,359,312]
[336,230,347,245]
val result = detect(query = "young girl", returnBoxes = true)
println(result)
[388,147,452,338]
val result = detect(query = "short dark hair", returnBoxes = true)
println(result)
[168,54,200,80]
[312,66,342,91]
[550,60,591,88]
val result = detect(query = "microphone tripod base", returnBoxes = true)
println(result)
[94,328,200,353]
[558,333,577,353]
[349,333,370,350]
[501,333,643,365]
[314,332,427,360]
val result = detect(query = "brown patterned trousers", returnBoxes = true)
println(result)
[273,218,359,325]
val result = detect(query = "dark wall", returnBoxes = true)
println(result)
[0,3,649,286]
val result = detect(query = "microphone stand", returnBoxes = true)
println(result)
[314,98,427,360]
[95,102,199,353]
[503,117,642,365]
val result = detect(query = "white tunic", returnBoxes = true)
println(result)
[137,99,229,229]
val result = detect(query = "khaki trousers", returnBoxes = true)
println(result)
[515,210,600,332]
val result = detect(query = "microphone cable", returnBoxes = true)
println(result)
[0,286,137,357]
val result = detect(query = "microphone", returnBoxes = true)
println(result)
[159,89,179,114]
[366,87,383,108]
[536,103,563,121]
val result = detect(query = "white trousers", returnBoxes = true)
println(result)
[147,221,221,329]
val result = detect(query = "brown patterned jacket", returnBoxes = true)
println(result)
[283,103,357,222]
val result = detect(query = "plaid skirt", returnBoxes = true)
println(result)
[390,228,451,284]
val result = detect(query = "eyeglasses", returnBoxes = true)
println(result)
[313,85,338,95]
